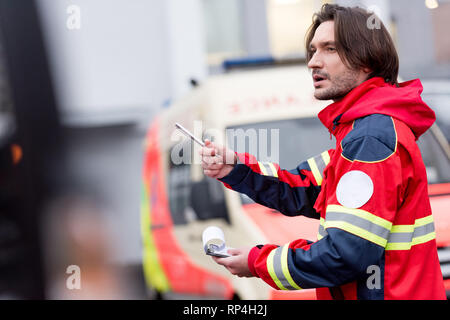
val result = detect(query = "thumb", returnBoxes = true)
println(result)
[204,139,217,157]
[227,248,241,256]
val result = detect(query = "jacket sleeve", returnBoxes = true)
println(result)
[247,134,405,290]
[218,150,333,219]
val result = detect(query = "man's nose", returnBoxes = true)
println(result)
[307,52,323,69]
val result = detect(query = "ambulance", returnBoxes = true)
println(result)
[140,64,450,299]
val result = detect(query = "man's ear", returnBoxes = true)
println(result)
[363,67,372,74]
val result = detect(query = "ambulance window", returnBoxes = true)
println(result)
[227,117,334,205]
[422,83,450,142]
[417,130,450,184]
[226,117,334,170]
[190,177,229,224]
[168,143,229,225]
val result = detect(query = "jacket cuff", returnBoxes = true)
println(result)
[247,246,262,278]
[218,154,250,186]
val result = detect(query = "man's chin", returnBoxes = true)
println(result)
[313,87,347,101]
[313,88,332,100]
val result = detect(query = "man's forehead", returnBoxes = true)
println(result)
[310,21,335,47]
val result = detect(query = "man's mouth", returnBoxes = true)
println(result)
[313,74,328,87]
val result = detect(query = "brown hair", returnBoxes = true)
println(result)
[305,4,399,85]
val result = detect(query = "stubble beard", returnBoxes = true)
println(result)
[314,69,361,101]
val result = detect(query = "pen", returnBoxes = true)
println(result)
[175,122,205,147]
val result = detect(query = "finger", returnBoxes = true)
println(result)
[203,142,217,156]
[202,165,221,175]
[204,169,220,177]
[212,256,229,266]
[207,141,217,156]
[213,154,224,164]
[227,248,241,256]
[202,156,216,165]
[200,147,216,157]
[228,267,241,276]
[203,155,224,165]
[202,161,223,170]
[203,162,221,171]
[199,147,210,156]
[211,256,220,263]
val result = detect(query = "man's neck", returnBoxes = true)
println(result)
[332,76,371,103]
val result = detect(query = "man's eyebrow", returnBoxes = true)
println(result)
[309,41,336,49]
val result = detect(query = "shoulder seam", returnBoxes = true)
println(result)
[341,116,398,163]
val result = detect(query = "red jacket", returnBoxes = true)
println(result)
[219,77,446,300]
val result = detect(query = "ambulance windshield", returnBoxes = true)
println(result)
[226,117,335,170]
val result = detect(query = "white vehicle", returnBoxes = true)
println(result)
[141,64,450,299]
[422,80,450,142]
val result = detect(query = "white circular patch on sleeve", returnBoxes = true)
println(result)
[336,170,374,208]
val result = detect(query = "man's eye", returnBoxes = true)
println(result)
[327,47,336,52]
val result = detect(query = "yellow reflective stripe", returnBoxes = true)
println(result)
[326,204,392,230]
[385,242,410,250]
[415,215,434,227]
[390,225,414,233]
[266,249,287,290]
[141,183,171,292]
[280,245,302,290]
[412,231,436,246]
[325,220,388,247]
[258,161,268,176]
[385,233,436,251]
[317,217,326,240]
[385,215,435,251]
[258,162,278,178]
[323,205,436,251]
[390,215,434,233]
[267,162,279,178]
[307,157,322,185]
[321,151,331,166]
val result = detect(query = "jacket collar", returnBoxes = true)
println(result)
[318,77,386,134]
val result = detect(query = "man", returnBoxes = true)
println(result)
[200,4,446,300]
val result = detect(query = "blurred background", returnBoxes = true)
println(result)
[0,0,449,299]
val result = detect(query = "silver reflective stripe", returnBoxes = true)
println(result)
[318,224,328,238]
[259,162,276,177]
[313,154,326,175]
[387,221,435,243]
[272,247,298,290]
[415,222,435,236]
[326,211,391,241]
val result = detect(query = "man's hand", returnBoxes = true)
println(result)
[212,247,254,278]
[199,139,237,179]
